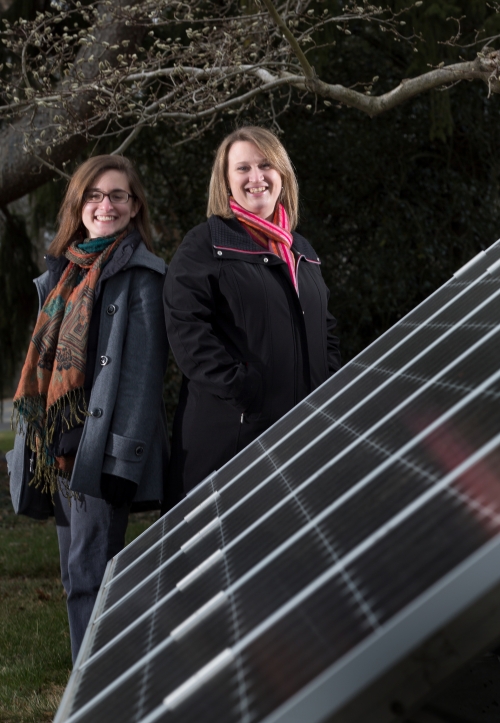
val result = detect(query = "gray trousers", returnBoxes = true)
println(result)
[55,491,129,664]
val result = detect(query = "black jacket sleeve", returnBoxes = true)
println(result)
[163,224,261,411]
[325,288,341,374]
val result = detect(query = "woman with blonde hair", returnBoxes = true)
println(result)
[164,126,340,504]
[7,154,169,663]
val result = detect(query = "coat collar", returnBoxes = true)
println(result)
[209,215,321,263]
[44,230,165,277]
[121,233,166,275]
[36,232,165,310]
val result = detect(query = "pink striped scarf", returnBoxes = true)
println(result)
[229,198,298,293]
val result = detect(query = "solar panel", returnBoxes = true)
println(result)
[54,240,500,723]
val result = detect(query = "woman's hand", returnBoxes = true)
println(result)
[100,473,137,508]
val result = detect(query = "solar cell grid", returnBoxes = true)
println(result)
[104,511,500,723]
[92,548,226,649]
[112,479,217,575]
[55,241,500,723]
[70,435,500,721]
[214,285,500,496]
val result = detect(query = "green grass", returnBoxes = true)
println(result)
[0,456,158,722]
[0,431,15,455]
[0,576,70,723]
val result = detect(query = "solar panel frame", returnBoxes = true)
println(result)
[54,238,500,723]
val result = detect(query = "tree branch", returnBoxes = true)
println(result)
[306,56,500,116]
[260,0,316,79]
[0,0,147,204]
[32,153,72,181]
[0,0,500,206]
[111,124,144,155]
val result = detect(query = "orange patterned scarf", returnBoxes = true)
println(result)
[13,232,124,493]
[229,198,297,292]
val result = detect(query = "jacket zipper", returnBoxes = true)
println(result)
[232,251,309,419]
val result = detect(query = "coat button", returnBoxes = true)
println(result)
[135,445,144,456]
[91,408,103,418]
[100,355,110,366]
[263,257,269,263]
[106,304,117,315]
[217,250,223,256]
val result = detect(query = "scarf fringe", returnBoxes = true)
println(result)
[13,388,89,498]
[12,231,125,500]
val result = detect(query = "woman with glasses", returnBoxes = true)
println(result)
[164,126,341,505]
[8,155,169,663]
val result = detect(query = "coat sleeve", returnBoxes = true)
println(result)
[326,307,341,374]
[164,225,261,411]
[311,261,342,376]
[101,268,169,484]
[325,291,341,374]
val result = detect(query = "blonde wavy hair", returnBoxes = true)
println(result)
[207,126,299,230]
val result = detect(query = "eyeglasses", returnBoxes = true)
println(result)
[83,190,135,204]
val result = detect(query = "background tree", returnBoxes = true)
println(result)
[0,0,499,198]
[1,0,500,414]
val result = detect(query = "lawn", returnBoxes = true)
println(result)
[0,431,15,456]
[0,430,158,723]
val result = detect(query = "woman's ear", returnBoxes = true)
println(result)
[130,200,141,219]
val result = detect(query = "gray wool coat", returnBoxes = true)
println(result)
[8,239,169,512]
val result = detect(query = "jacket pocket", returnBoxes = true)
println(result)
[104,432,148,462]
[102,432,149,485]
[236,413,271,455]
[242,361,268,420]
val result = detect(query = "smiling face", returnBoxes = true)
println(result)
[227,140,282,220]
[81,169,139,239]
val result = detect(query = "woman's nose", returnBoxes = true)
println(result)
[99,195,114,210]
[249,166,264,182]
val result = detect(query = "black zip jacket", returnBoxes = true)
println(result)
[163,215,341,500]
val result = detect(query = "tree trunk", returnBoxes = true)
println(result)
[0,1,145,204]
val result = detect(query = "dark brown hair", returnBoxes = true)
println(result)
[48,155,152,256]
[207,126,299,230]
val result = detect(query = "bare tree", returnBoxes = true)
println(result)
[0,0,499,203]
